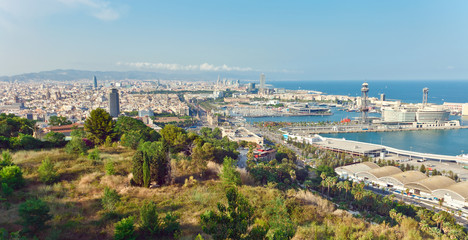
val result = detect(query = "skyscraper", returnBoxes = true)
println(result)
[259,73,266,91]
[93,76,98,89]
[109,89,120,117]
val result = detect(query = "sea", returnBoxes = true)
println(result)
[245,80,468,156]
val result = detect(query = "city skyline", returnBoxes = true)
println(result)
[1,0,468,80]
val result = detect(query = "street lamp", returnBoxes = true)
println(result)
[410,146,413,161]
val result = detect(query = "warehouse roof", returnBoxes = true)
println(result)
[361,166,402,179]
[405,176,456,193]
[315,138,384,154]
[380,171,428,185]
[432,181,468,201]
[335,162,380,175]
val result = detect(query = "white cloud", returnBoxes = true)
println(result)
[446,66,455,70]
[117,62,255,72]
[0,0,122,26]
[58,0,121,21]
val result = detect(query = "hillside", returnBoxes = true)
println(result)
[0,146,451,240]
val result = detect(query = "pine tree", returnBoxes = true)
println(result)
[419,164,426,173]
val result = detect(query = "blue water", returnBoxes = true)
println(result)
[322,129,468,156]
[246,110,380,123]
[245,80,468,156]
[269,80,468,104]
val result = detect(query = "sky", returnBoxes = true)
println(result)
[0,0,468,80]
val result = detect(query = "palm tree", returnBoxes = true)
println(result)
[432,212,445,230]
[438,198,444,208]
[320,172,327,194]
[336,181,344,199]
[419,220,430,234]
[330,177,337,197]
[343,181,351,201]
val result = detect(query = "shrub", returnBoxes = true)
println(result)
[200,187,254,240]
[102,187,120,212]
[88,148,101,161]
[219,157,241,187]
[161,212,180,236]
[0,165,24,189]
[18,198,52,233]
[0,151,13,170]
[37,157,59,184]
[65,137,89,155]
[114,216,135,240]
[105,161,115,175]
[1,182,13,197]
[139,201,160,236]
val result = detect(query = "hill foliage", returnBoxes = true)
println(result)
[0,109,466,239]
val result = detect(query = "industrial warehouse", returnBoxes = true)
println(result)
[336,162,468,208]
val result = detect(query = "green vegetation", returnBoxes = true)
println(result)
[0,109,466,239]
[200,187,254,240]
[18,198,52,234]
[219,157,241,186]
[48,116,72,126]
[102,187,121,212]
[114,216,136,240]
[84,108,116,145]
[37,157,59,184]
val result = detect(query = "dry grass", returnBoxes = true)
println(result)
[1,147,428,240]
[237,167,256,186]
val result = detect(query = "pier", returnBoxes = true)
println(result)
[296,135,468,164]
[284,124,468,135]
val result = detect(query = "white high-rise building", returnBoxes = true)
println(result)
[259,73,266,91]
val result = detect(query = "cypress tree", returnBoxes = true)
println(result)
[143,153,150,188]
[132,151,144,186]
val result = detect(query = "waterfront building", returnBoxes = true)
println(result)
[336,163,468,208]
[109,88,120,117]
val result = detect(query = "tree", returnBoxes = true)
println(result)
[419,164,426,173]
[84,108,116,145]
[37,157,59,184]
[101,187,120,212]
[140,141,171,185]
[140,201,161,236]
[143,154,150,188]
[131,151,144,186]
[200,187,254,240]
[48,116,71,126]
[219,157,241,187]
[116,116,160,149]
[0,165,24,189]
[0,113,35,138]
[114,216,136,240]
[65,137,89,155]
[18,198,52,234]
[343,181,351,200]
[159,124,188,152]
[44,131,66,146]
[0,151,12,170]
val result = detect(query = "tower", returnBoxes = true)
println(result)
[422,87,429,106]
[93,76,98,89]
[259,73,266,92]
[360,82,369,124]
[109,88,120,117]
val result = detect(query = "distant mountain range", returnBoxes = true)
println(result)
[0,69,261,82]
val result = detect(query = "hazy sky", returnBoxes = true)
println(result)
[1,0,467,80]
